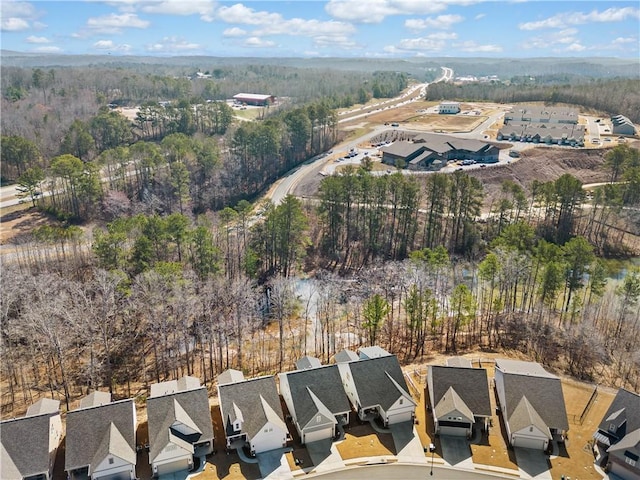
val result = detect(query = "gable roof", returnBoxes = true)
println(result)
[348,355,415,410]
[446,357,473,368]
[26,397,60,416]
[218,376,285,440]
[65,398,136,472]
[496,360,569,432]
[334,349,359,363]
[509,396,552,439]
[295,356,322,370]
[79,391,112,409]
[429,365,491,417]
[434,386,474,421]
[1,409,59,479]
[92,422,137,469]
[359,346,390,359]
[147,386,213,463]
[280,365,351,429]
[608,427,640,455]
[217,369,245,386]
[597,388,640,442]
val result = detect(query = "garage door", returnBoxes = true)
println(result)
[155,458,191,477]
[439,426,468,437]
[387,411,414,425]
[512,435,546,450]
[303,427,333,444]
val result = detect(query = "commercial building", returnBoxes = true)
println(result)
[438,101,461,114]
[504,106,578,124]
[611,115,637,136]
[232,93,276,106]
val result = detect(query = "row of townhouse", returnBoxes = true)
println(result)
[3,350,638,480]
[0,346,415,480]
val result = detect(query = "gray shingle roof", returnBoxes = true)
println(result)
[381,141,425,158]
[348,355,414,410]
[429,365,491,417]
[358,346,390,359]
[597,388,640,442]
[65,399,136,472]
[147,386,213,463]
[607,427,640,456]
[509,396,551,439]
[497,362,569,432]
[1,411,58,479]
[218,376,285,440]
[334,349,359,363]
[434,386,474,422]
[281,365,351,429]
[295,355,322,370]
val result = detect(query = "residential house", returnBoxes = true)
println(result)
[594,388,640,480]
[427,361,492,438]
[494,359,569,450]
[279,364,351,444]
[0,398,62,480]
[338,352,416,426]
[217,372,288,455]
[65,393,137,480]
[147,376,214,477]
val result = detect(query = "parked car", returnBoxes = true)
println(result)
[508,150,520,158]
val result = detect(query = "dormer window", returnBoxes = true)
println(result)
[608,423,617,433]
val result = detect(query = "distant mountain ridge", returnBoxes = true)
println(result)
[1,51,638,78]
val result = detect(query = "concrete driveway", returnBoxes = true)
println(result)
[389,422,427,464]
[256,449,294,480]
[440,436,474,469]
[306,439,345,473]
[514,447,552,479]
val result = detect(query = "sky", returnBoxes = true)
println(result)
[1,0,639,58]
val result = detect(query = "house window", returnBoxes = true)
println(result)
[626,457,637,467]
[530,427,534,432]
[399,399,403,405]
[316,415,322,423]
[108,458,114,465]
[608,423,617,432]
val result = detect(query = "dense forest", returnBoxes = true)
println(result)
[1,61,640,414]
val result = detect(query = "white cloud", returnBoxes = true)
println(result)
[2,17,30,31]
[325,0,452,24]
[216,3,356,47]
[405,14,463,31]
[242,36,276,48]
[86,13,150,34]
[453,40,502,52]
[519,7,640,30]
[612,36,636,45]
[217,3,282,25]
[146,36,201,53]
[387,36,447,53]
[521,28,579,49]
[565,42,586,52]
[25,35,50,43]
[33,45,62,53]
[93,39,132,52]
[313,35,361,49]
[222,27,247,37]
[1,0,41,30]
[474,13,485,20]
[428,32,458,40]
[140,0,216,22]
